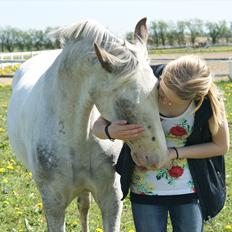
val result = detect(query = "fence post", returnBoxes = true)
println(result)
[229,57,232,81]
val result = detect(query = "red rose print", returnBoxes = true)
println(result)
[168,166,184,178]
[170,126,187,137]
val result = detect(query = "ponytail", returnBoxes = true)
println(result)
[207,82,223,135]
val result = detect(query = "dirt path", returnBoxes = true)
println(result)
[150,52,232,77]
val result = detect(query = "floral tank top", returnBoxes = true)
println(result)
[130,101,196,196]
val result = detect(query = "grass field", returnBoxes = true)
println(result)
[0,81,232,232]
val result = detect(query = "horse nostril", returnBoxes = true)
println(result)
[145,156,149,161]
[148,125,151,129]
[152,136,156,141]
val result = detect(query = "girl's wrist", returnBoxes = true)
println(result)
[104,122,115,141]
[172,147,179,159]
[169,147,180,160]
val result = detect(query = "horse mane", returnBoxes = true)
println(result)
[53,20,119,47]
[52,20,147,79]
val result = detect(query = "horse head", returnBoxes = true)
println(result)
[93,18,168,168]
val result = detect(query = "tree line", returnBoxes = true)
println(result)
[0,26,60,52]
[126,19,232,47]
[1,19,232,53]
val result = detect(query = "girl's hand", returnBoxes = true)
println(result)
[108,120,144,140]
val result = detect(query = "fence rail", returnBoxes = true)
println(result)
[1,52,232,80]
[0,60,25,64]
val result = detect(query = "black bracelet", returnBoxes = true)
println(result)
[172,147,179,159]
[104,122,115,141]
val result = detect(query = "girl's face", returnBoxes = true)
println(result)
[158,79,191,107]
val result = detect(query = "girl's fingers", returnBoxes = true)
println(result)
[113,120,127,125]
[112,121,143,130]
[121,128,144,136]
[121,124,144,131]
[118,130,144,139]
[109,121,144,140]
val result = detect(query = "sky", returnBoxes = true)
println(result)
[1,0,232,37]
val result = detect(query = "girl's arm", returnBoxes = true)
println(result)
[92,116,144,140]
[176,118,229,159]
[170,106,230,160]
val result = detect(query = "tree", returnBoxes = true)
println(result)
[157,20,169,46]
[44,27,60,49]
[186,19,203,45]
[150,21,159,46]
[15,30,28,51]
[206,21,220,44]
[176,21,187,46]
[0,27,5,52]
[166,21,177,46]
[23,30,33,51]
[2,27,20,52]
[229,22,232,43]
[217,20,230,43]
[31,30,45,50]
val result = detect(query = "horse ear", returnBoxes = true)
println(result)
[94,43,113,73]
[134,17,148,44]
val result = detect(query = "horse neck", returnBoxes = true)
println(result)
[45,51,96,141]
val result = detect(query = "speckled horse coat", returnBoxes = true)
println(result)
[7,18,167,232]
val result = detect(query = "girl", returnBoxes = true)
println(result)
[93,55,230,232]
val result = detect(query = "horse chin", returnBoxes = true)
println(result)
[131,149,167,169]
[130,151,156,169]
[130,151,146,167]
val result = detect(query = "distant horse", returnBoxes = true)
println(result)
[7,18,167,232]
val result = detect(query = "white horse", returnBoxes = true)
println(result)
[7,18,167,232]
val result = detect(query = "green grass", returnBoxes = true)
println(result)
[0,81,232,232]
[149,46,232,55]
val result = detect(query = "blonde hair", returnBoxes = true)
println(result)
[162,55,223,135]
